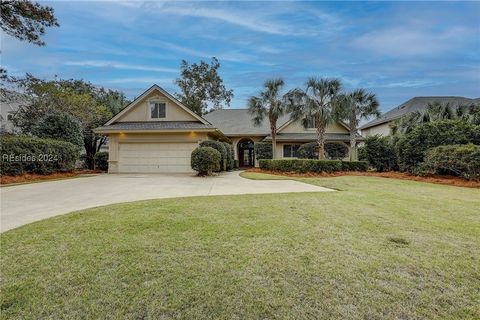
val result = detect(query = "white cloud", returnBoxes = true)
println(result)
[257,45,283,54]
[354,25,474,57]
[64,60,178,73]
[105,77,174,84]
[153,40,257,63]
[377,80,443,88]
[159,4,296,36]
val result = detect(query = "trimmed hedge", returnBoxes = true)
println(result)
[0,135,79,176]
[421,144,480,180]
[259,159,367,173]
[396,120,480,172]
[94,151,109,171]
[222,142,234,170]
[254,142,273,160]
[341,161,368,172]
[191,147,221,176]
[200,140,227,171]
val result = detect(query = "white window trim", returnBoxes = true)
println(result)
[148,100,167,120]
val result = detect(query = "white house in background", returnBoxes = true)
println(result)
[0,89,28,134]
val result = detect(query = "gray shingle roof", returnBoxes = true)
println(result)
[360,96,479,130]
[203,109,291,135]
[263,133,361,142]
[95,121,214,131]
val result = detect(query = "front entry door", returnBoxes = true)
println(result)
[238,139,255,167]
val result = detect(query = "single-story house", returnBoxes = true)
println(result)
[95,85,358,173]
[360,96,480,137]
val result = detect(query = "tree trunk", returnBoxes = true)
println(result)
[83,133,106,170]
[271,122,277,159]
[349,130,356,161]
[316,123,326,160]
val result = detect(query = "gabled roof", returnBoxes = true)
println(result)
[204,109,350,135]
[360,96,479,130]
[276,117,350,132]
[203,109,291,136]
[104,84,210,126]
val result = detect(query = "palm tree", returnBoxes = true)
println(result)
[455,103,480,125]
[337,89,380,160]
[391,102,462,135]
[248,78,287,159]
[285,78,342,160]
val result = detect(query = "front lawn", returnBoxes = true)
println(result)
[1,175,479,319]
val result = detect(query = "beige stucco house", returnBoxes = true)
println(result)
[95,85,356,173]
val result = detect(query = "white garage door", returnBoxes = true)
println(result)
[118,142,197,173]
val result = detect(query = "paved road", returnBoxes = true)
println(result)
[0,171,332,232]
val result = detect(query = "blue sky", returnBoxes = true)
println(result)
[2,1,479,112]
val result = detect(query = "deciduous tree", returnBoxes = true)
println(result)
[0,0,59,46]
[12,75,129,168]
[175,57,233,115]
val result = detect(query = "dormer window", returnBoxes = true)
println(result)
[305,116,316,128]
[150,102,166,119]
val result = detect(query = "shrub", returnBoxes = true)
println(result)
[259,159,367,173]
[254,142,273,160]
[325,143,348,160]
[199,140,227,171]
[229,144,235,169]
[94,151,109,171]
[396,120,480,172]
[298,142,317,159]
[259,159,342,173]
[0,135,79,176]
[341,161,368,172]
[222,142,234,170]
[358,146,367,162]
[191,147,221,176]
[32,111,83,147]
[421,144,480,180]
[298,142,348,160]
[360,135,397,172]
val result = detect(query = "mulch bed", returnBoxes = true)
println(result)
[247,168,480,189]
[1,170,103,185]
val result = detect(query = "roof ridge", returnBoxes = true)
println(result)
[209,108,248,111]
[409,96,474,99]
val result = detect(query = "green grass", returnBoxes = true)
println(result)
[1,175,479,319]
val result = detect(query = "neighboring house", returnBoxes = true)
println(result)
[95,85,356,173]
[360,96,480,137]
[0,89,28,134]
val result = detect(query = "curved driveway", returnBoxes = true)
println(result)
[1,171,332,232]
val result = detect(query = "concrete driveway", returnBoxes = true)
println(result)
[0,171,332,232]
